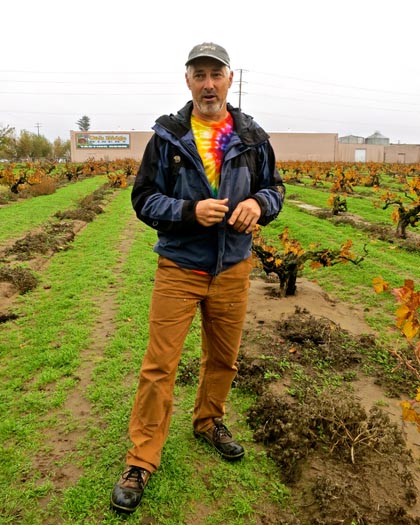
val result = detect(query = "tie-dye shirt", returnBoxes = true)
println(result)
[191,113,234,196]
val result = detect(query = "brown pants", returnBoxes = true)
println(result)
[126,256,252,473]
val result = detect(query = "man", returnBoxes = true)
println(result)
[111,42,285,514]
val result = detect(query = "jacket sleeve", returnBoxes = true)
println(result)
[131,135,198,233]
[251,142,285,226]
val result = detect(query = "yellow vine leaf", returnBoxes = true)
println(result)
[372,276,389,294]
[395,304,411,327]
[400,400,420,432]
[402,319,419,341]
[392,280,415,303]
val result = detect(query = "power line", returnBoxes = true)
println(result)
[250,70,420,98]
[1,68,419,98]
[249,81,420,107]
[0,69,180,75]
[0,109,158,116]
[244,91,420,115]
[0,91,183,96]
[2,69,420,142]
[0,79,180,86]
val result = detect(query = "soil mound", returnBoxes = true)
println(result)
[237,279,420,524]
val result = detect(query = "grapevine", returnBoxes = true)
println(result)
[252,226,367,296]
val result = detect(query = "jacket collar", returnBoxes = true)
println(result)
[155,101,269,146]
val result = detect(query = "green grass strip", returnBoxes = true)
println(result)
[0,175,108,243]
[0,189,290,525]
[0,187,134,523]
[285,182,398,227]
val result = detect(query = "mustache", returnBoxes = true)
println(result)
[201,93,218,100]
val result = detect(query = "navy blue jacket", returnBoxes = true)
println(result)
[132,101,285,275]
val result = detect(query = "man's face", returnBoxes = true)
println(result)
[185,58,233,121]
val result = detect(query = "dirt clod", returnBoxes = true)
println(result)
[0,265,39,294]
[237,281,420,525]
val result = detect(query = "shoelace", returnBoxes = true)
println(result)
[123,467,146,488]
[214,422,232,440]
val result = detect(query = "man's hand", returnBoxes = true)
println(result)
[228,198,261,234]
[195,198,229,227]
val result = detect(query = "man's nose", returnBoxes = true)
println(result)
[203,76,215,89]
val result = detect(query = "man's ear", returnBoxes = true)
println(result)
[185,72,191,90]
[228,70,234,88]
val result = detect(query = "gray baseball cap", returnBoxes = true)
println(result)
[185,42,230,67]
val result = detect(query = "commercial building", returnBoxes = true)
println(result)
[70,129,420,164]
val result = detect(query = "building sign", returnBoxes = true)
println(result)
[76,133,130,149]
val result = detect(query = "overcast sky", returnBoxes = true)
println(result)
[2,0,420,144]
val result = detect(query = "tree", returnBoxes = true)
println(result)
[15,130,32,159]
[32,134,53,159]
[0,125,17,160]
[0,127,70,161]
[0,124,14,147]
[76,115,91,131]
[52,137,70,160]
[15,130,52,160]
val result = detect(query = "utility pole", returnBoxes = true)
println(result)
[234,69,247,110]
[35,123,42,136]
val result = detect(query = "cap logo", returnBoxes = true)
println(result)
[200,44,216,51]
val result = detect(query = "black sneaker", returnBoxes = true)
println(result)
[110,465,150,514]
[194,417,245,461]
